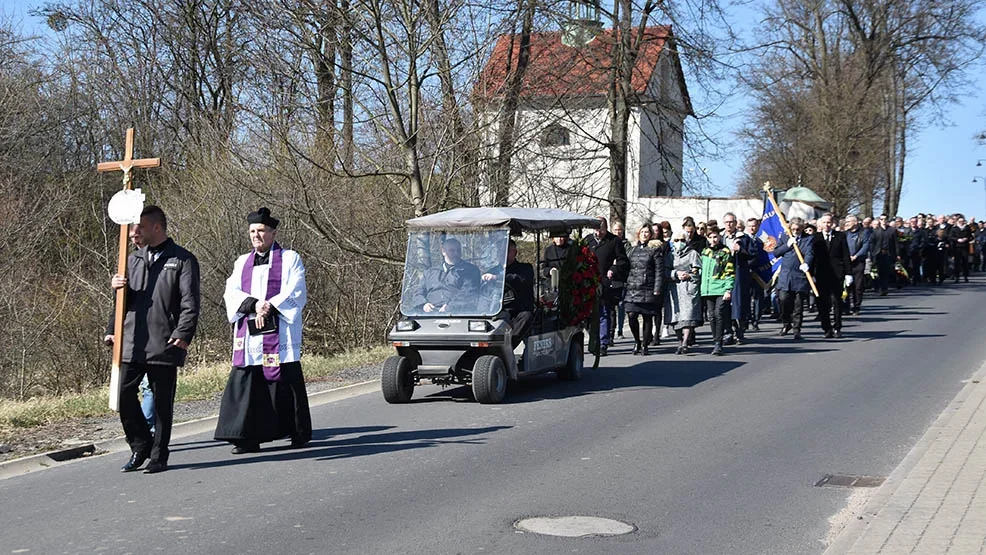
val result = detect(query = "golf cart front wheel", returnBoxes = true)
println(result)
[381,355,414,403]
[472,355,507,404]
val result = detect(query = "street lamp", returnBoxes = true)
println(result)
[973,176,986,221]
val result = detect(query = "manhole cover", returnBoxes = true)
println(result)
[514,516,636,538]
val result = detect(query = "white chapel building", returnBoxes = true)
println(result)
[475,26,694,227]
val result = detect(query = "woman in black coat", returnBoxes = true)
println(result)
[624,224,665,355]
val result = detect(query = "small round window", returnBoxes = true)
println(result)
[541,124,570,147]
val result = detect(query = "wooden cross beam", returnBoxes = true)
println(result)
[97,128,161,182]
[98,128,160,411]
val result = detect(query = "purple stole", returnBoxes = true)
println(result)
[232,243,283,381]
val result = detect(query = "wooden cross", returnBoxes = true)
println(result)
[98,128,160,411]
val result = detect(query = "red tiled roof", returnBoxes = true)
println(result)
[475,26,671,101]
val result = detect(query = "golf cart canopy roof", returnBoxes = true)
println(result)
[405,207,599,234]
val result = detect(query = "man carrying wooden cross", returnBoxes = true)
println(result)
[108,205,200,474]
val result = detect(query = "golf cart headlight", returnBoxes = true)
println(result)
[396,319,418,332]
[468,320,491,332]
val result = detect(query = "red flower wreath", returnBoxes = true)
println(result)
[559,242,601,327]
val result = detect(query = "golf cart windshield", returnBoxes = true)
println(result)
[400,229,510,318]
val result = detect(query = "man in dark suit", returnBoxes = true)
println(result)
[587,217,629,355]
[870,216,897,296]
[813,213,852,338]
[949,215,973,283]
[483,239,535,348]
[844,215,870,314]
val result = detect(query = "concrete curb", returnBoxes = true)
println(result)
[0,379,380,481]
[823,359,986,554]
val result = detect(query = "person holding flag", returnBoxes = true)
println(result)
[772,217,815,340]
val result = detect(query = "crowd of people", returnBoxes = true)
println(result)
[105,203,982,473]
[579,212,983,357]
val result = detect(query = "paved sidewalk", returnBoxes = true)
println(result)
[827,359,986,554]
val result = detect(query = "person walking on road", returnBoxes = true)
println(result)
[773,217,814,341]
[667,232,703,354]
[624,224,665,355]
[586,217,629,356]
[700,228,735,356]
[216,207,313,453]
[950,215,973,283]
[813,214,852,339]
[108,205,200,474]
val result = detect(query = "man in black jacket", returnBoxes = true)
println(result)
[870,216,897,296]
[586,217,628,355]
[813,214,852,338]
[483,239,535,348]
[542,229,571,278]
[910,216,927,284]
[107,206,200,474]
[949,215,973,283]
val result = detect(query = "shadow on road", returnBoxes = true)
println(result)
[493,358,746,403]
[170,425,396,454]
[170,425,511,470]
[846,330,946,340]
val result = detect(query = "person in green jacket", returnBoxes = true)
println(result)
[700,228,735,356]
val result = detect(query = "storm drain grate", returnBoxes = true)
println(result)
[815,474,886,488]
[47,444,96,462]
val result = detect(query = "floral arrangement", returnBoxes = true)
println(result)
[559,238,601,327]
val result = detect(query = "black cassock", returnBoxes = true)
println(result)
[214,361,312,446]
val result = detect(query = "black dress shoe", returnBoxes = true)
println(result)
[231,442,260,454]
[824,330,835,339]
[632,343,642,355]
[834,330,843,338]
[121,452,148,472]
[143,461,167,474]
[779,325,791,336]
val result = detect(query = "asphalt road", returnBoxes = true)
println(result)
[4,280,985,555]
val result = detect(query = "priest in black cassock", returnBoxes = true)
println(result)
[214,207,312,453]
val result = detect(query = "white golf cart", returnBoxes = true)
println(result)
[382,207,599,404]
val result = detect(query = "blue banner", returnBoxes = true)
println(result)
[754,198,785,286]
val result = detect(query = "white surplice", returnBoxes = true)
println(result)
[223,249,307,366]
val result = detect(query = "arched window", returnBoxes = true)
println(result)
[541,124,571,147]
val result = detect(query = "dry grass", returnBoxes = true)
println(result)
[0,346,390,434]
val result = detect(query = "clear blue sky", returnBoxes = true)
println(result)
[684,1,986,220]
[5,0,985,219]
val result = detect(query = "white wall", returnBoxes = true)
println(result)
[477,50,690,215]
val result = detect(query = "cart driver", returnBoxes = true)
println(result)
[482,239,535,347]
[414,237,481,313]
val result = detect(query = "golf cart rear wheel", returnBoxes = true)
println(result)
[558,336,583,381]
[472,355,506,404]
[381,355,414,403]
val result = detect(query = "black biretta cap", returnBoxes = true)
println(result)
[247,207,279,229]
